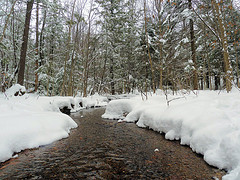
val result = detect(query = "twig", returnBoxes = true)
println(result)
[167,96,186,106]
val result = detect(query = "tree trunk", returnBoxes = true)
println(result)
[202,55,207,90]
[9,4,18,87]
[188,0,198,90]
[211,0,232,92]
[40,9,46,65]
[214,73,220,90]
[12,7,17,67]
[17,0,34,85]
[68,42,76,96]
[35,1,39,92]
[230,4,239,88]
[82,1,93,97]
[61,0,76,96]
[98,45,107,94]
[155,0,163,90]
[68,15,82,96]
[110,0,115,95]
[110,57,115,95]
[234,42,239,87]
[144,0,155,93]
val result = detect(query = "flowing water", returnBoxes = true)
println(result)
[0,108,225,179]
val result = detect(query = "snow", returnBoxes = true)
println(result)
[196,45,203,51]
[5,84,26,97]
[0,84,107,163]
[159,38,167,44]
[102,89,240,180]
[181,37,189,43]
[79,93,108,109]
[233,0,240,13]
[102,99,138,119]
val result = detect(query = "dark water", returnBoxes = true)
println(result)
[0,108,224,179]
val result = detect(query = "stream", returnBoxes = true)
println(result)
[0,108,224,179]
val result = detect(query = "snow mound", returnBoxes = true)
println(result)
[81,93,108,109]
[5,84,26,97]
[102,90,240,180]
[102,98,140,119]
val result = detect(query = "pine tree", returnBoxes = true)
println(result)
[96,0,129,94]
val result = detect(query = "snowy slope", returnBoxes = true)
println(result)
[102,89,240,180]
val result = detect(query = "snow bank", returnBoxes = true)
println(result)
[102,99,139,119]
[0,93,77,162]
[38,93,108,113]
[80,93,108,110]
[102,90,240,180]
[0,85,107,163]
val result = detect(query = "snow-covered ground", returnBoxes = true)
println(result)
[102,89,240,180]
[0,84,107,163]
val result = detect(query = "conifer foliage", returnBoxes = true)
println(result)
[0,0,239,95]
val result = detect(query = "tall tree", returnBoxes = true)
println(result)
[96,0,129,95]
[155,0,164,90]
[82,0,94,97]
[17,0,34,85]
[35,0,39,92]
[60,0,76,96]
[144,0,156,93]
[211,0,233,92]
[188,0,198,90]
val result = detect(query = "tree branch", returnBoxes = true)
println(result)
[192,7,222,44]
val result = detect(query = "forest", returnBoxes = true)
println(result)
[1,1,240,179]
[0,0,239,96]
